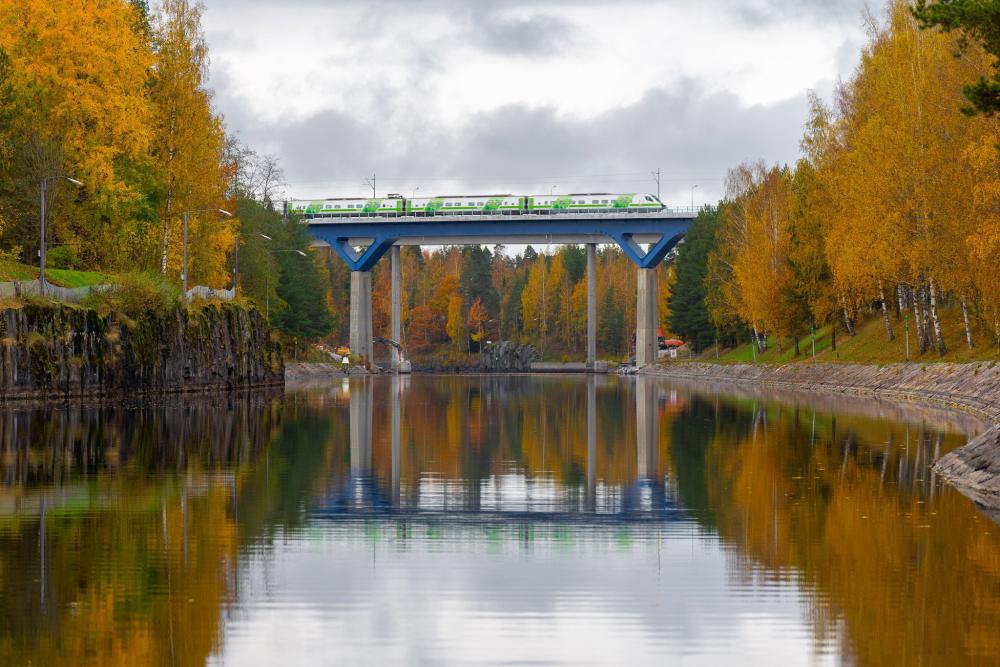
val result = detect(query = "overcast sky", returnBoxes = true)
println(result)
[201,0,875,206]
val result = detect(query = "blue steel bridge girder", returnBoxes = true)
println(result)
[306,215,693,272]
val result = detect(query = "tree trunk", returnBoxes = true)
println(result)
[831,319,837,351]
[961,294,974,350]
[913,283,928,354]
[160,196,172,275]
[841,295,856,337]
[879,282,894,341]
[994,309,1000,354]
[920,282,934,353]
[896,284,906,321]
[928,277,946,356]
[793,335,800,357]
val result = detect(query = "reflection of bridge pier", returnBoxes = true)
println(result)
[622,376,669,516]
[391,374,401,503]
[350,377,373,477]
[636,376,659,478]
[587,375,597,508]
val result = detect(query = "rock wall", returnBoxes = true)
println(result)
[0,302,283,400]
[481,342,541,372]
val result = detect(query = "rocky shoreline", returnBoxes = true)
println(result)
[0,302,282,400]
[641,361,1000,508]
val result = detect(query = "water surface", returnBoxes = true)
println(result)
[0,375,997,665]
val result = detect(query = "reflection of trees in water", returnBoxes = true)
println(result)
[0,391,284,488]
[675,393,1000,666]
[0,390,285,667]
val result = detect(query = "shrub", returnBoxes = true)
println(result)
[47,246,81,270]
[84,272,179,315]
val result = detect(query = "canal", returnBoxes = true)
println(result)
[0,375,997,665]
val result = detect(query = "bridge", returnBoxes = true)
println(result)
[301,207,697,368]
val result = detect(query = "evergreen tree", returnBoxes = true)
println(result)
[598,286,624,356]
[273,216,334,343]
[913,0,1000,115]
[667,207,718,351]
[460,245,498,314]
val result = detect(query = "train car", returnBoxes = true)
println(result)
[407,195,524,215]
[526,193,663,213]
[287,197,404,217]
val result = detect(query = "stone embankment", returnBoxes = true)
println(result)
[0,302,282,400]
[642,361,1000,506]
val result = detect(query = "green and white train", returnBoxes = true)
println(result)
[286,193,664,218]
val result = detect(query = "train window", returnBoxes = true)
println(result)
[602,200,608,204]
[592,200,598,204]
[335,205,341,209]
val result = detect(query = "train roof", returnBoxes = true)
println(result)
[415,194,516,199]
[539,192,641,196]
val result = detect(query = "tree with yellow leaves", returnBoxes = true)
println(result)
[150,0,235,287]
[0,0,156,268]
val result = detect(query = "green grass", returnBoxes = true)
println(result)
[45,268,109,288]
[701,306,999,365]
[0,258,108,288]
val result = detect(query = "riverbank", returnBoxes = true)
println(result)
[641,361,1000,507]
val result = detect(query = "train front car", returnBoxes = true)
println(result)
[526,193,664,213]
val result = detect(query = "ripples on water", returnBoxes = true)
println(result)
[0,375,997,665]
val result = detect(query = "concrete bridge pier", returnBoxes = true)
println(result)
[390,246,401,372]
[587,243,597,369]
[349,270,373,367]
[635,268,658,367]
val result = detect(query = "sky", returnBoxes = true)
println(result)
[201,0,876,207]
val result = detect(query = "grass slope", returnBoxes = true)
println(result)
[704,306,999,365]
[0,259,109,288]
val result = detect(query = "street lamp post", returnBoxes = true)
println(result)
[257,232,305,319]
[181,208,232,296]
[690,184,699,211]
[39,175,83,295]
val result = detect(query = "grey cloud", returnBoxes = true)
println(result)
[203,0,872,26]
[466,12,578,57]
[226,81,807,201]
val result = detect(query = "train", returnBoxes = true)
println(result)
[285,193,665,218]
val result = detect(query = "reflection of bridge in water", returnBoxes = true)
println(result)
[311,376,687,525]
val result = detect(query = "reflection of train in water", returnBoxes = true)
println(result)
[286,193,665,217]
